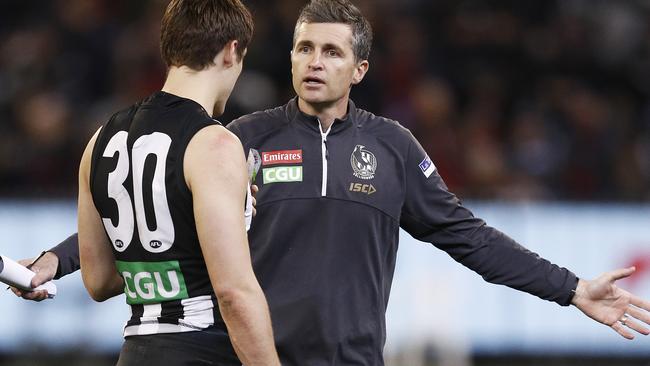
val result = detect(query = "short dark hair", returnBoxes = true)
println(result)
[293,0,373,61]
[160,0,253,70]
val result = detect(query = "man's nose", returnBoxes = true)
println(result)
[308,52,323,69]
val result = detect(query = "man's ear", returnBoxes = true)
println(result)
[220,40,239,68]
[352,60,369,85]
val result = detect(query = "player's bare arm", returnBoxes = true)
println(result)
[78,127,124,302]
[185,125,280,366]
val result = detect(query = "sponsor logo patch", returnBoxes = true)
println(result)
[350,145,377,180]
[262,149,302,166]
[262,166,303,184]
[349,182,376,195]
[115,260,189,305]
[419,155,436,178]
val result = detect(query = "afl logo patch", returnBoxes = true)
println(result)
[350,145,377,180]
[149,240,163,249]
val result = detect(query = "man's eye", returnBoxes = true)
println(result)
[300,46,310,53]
[327,50,338,57]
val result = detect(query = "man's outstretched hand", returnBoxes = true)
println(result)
[572,267,650,339]
[10,252,59,301]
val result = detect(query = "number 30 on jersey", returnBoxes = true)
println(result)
[101,131,175,253]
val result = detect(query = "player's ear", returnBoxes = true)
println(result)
[220,40,239,68]
[352,60,369,85]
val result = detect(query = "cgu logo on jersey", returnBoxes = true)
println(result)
[350,145,377,180]
[116,260,189,305]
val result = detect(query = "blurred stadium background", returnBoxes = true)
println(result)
[1,0,649,365]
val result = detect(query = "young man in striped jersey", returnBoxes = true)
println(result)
[15,0,650,365]
[76,0,279,365]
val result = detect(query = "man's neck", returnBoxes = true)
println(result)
[298,96,349,132]
[161,66,219,117]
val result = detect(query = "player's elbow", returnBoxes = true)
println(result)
[85,285,112,302]
[216,286,249,305]
[82,274,122,302]
[215,284,260,313]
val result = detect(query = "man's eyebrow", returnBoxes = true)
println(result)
[295,40,314,47]
[322,43,344,52]
[295,40,346,54]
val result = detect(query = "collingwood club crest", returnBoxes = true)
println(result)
[351,145,377,179]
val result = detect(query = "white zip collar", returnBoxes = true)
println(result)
[319,120,332,197]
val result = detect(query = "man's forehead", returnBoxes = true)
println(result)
[294,22,353,46]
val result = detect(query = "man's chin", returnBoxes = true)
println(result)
[298,92,328,105]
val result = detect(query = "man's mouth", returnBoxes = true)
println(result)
[303,76,325,85]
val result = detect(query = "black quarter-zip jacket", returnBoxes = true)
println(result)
[227,98,578,366]
[50,97,578,366]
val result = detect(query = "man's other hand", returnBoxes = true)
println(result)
[10,252,59,301]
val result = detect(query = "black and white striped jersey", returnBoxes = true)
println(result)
[89,91,231,339]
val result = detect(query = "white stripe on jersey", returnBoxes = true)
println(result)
[180,295,215,328]
[123,295,215,337]
[137,303,162,335]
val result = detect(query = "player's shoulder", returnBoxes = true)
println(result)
[192,124,240,151]
[353,103,415,145]
[105,101,142,127]
[227,102,290,141]
[184,125,244,174]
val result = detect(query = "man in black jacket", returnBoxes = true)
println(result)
[14,0,650,365]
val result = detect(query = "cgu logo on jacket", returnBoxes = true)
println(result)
[350,145,377,180]
[116,260,189,305]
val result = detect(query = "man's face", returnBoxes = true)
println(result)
[291,22,367,109]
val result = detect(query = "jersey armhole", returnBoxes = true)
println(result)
[176,119,223,203]
[89,116,120,211]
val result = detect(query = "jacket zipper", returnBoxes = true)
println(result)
[318,120,331,196]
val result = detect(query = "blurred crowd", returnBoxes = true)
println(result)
[1,0,649,201]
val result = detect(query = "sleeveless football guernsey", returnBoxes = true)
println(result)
[90,91,233,337]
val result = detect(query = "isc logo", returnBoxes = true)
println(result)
[349,183,376,195]
[116,260,189,304]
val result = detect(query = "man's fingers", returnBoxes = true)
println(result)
[606,267,636,283]
[627,304,650,325]
[630,295,650,313]
[17,258,34,267]
[10,287,23,297]
[21,290,48,302]
[251,190,258,218]
[611,322,635,340]
[10,287,47,302]
[621,317,650,336]
[251,184,259,195]
[30,270,51,288]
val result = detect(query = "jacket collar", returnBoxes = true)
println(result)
[285,97,357,134]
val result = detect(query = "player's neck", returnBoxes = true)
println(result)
[162,66,220,117]
[298,95,349,132]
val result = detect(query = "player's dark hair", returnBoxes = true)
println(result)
[294,0,373,61]
[160,0,253,70]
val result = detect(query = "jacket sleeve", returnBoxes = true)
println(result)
[48,233,80,279]
[399,135,577,306]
